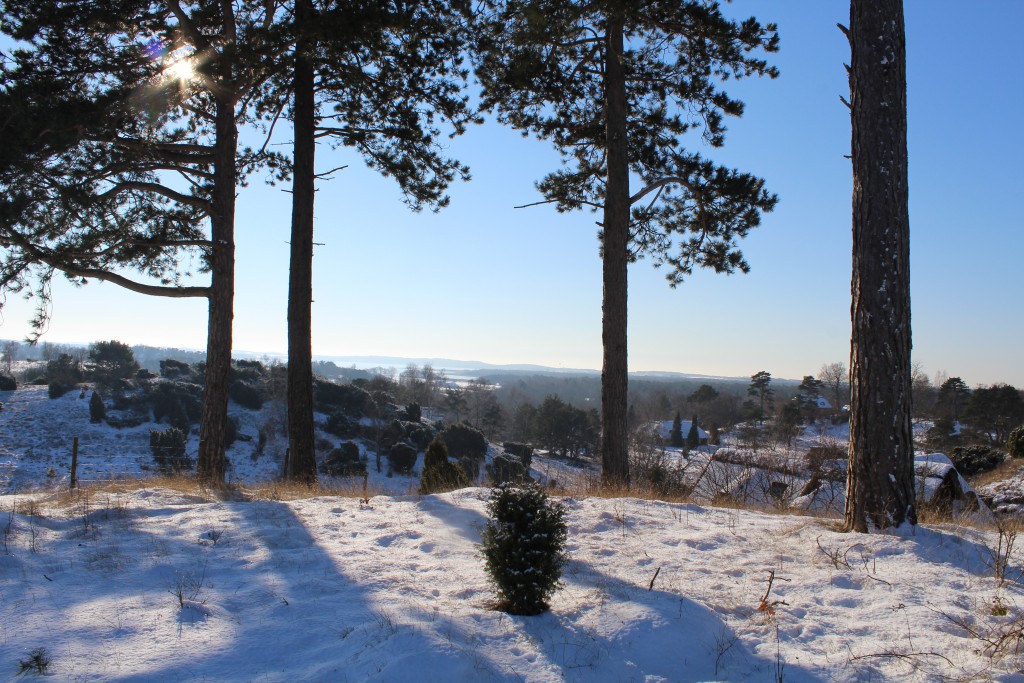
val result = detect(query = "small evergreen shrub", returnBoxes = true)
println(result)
[229,380,264,410]
[89,391,105,423]
[324,411,359,438]
[150,427,191,473]
[48,381,73,399]
[404,402,422,423]
[159,359,193,379]
[442,423,488,460]
[949,445,1005,477]
[320,441,367,477]
[480,481,568,615]
[460,456,480,482]
[420,436,469,494]
[151,382,201,431]
[0,373,16,391]
[502,442,534,469]
[314,380,371,415]
[388,442,418,475]
[230,360,265,384]
[1008,426,1024,459]
[489,453,532,486]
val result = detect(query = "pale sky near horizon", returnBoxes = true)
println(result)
[1,1,1022,387]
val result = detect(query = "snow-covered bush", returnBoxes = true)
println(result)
[480,481,567,615]
[419,436,468,494]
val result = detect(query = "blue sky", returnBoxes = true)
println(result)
[2,1,1022,387]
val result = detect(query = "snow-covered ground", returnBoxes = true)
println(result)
[4,486,1024,682]
[4,385,1024,681]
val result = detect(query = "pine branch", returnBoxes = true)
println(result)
[96,182,212,211]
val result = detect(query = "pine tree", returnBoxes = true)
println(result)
[0,0,283,484]
[669,412,683,448]
[686,416,700,451]
[748,371,774,424]
[843,0,916,532]
[266,1,474,483]
[474,1,779,486]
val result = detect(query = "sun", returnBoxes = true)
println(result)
[163,57,195,82]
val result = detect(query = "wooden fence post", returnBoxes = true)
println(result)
[70,436,79,490]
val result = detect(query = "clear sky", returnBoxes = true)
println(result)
[2,1,1022,387]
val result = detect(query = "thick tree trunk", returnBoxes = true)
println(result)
[844,0,916,532]
[286,0,318,483]
[600,16,630,487]
[196,96,237,486]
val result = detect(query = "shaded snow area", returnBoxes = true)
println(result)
[4,487,1024,682]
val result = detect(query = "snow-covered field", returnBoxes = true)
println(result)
[4,485,1024,682]
[4,385,1024,681]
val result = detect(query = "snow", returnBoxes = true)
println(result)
[3,486,1024,681]
[3,388,1024,681]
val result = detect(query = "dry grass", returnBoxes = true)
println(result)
[969,458,1024,489]
[14,474,406,514]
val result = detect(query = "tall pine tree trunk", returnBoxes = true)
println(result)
[844,0,916,532]
[196,95,237,485]
[600,15,630,487]
[286,0,318,483]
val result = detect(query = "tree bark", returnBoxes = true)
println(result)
[286,0,318,483]
[196,94,237,486]
[844,0,916,532]
[600,15,630,487]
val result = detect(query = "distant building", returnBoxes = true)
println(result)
[652,420,709,446]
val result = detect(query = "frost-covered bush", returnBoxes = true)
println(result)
[0,373,16,391]
[481,481,568,615]
[949,445,1004,477]
[420,436,468,494]
[150,427,191,473]
[442,423,488,460]
[1008,426,1024,459]
[388,442,417,475]
[488,453,532,486]
[89,391,105,423]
